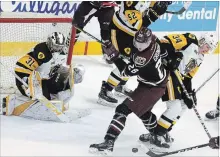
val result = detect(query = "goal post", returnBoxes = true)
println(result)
[0,15,75,94]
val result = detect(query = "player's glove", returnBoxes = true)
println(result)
[209,136,219,149]
[102,41,119,64]
[163,52,183,71]
[149,1,172,21]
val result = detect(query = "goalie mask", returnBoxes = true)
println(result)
[198,33,218,54]
[47,32,66,53]
[133,27,153,52]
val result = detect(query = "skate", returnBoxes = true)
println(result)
[89,140,114,155]
[139,133,171,154]
[114,84,133,97]
[205,109,219,120]
[97,81,118,107]
[139,132,174,143]
[1,97,7,115]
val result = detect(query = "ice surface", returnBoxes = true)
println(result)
[1,55,219,156]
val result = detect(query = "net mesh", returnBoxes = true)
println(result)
[0,13,72,94]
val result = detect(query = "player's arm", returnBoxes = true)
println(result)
[143,1,172,27]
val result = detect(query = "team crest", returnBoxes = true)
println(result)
[124,47,131,55]
[126,1,133,7]
[134,56,146,67]
[38,52,45,59]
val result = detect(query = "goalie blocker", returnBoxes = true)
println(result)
[1,32,85,122]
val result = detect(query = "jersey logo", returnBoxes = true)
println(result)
[38,52,45,59]
[124,47,131,55]
[126,1,133,7]
[134,56,146,67]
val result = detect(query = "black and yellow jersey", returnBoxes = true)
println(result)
[160,33,203,78]
[112,1,151,36]
[15,42,52,78]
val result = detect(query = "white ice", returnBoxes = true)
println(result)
[1,55,219,156]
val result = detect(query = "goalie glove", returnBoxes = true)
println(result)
[74,64,85,84]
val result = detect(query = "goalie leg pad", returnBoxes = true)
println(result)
[2,94,36,116]
[25,71,43,100]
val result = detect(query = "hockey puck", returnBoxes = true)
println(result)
[132,148,138,153]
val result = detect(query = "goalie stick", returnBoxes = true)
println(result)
[0,62,70,123]
[174,70,212,139]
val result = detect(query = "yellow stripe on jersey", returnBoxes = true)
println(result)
[167,76,175,100]
[112,15,136,37]
[167,34,187,51]
[15,67,32,75]
[149,1,156,7]
[12,100,36,116]
[17,55,39,71]
[111,29,119,51]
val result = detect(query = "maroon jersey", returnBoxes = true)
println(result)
[129,35,168,86]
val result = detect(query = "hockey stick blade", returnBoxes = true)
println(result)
[146,143,209,157]
[166,7,186,15]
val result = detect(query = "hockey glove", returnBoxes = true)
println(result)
[163,52,183,71]
[209,136,219,149]
[182,93,194,109]
[102,42,119,64]
[149,1,172,21]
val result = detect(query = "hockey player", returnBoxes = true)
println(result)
[72,1,115,43]
[139,32,218,151]
[205,96,219,120]
[89,27,181,154]
[98,1,172,106]
[1,32,85,122]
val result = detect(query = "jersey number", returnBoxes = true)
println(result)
[172,35,182,44]
[155,59,164,79]
[125,10,141,25]
[26,57,35,67]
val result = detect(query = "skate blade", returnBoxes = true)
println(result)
[138,140,169,154]
[204,117,219,121]
[114,91,127,98]
[89,147,112,156]
[97,98,118,108]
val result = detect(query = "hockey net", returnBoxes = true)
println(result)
[0,13,75,94]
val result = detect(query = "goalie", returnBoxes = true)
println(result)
[0,32,85,122]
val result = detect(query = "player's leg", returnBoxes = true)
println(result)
[97,29,133,106]
[139,72,182,149]
[205,95,220,120]
[72,2,97,41]
[89,103,132,154]
[97,7,115,42]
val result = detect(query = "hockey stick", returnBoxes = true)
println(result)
[0,62,70,123]
[174,70,212,139]
[196,68,219,93]
[146,143,209,157]
[166,1,192,15]
[73,25,107,47]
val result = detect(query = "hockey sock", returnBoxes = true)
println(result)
[107,71,123,88]
[104,103,132,141]
[140,111,157,133]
